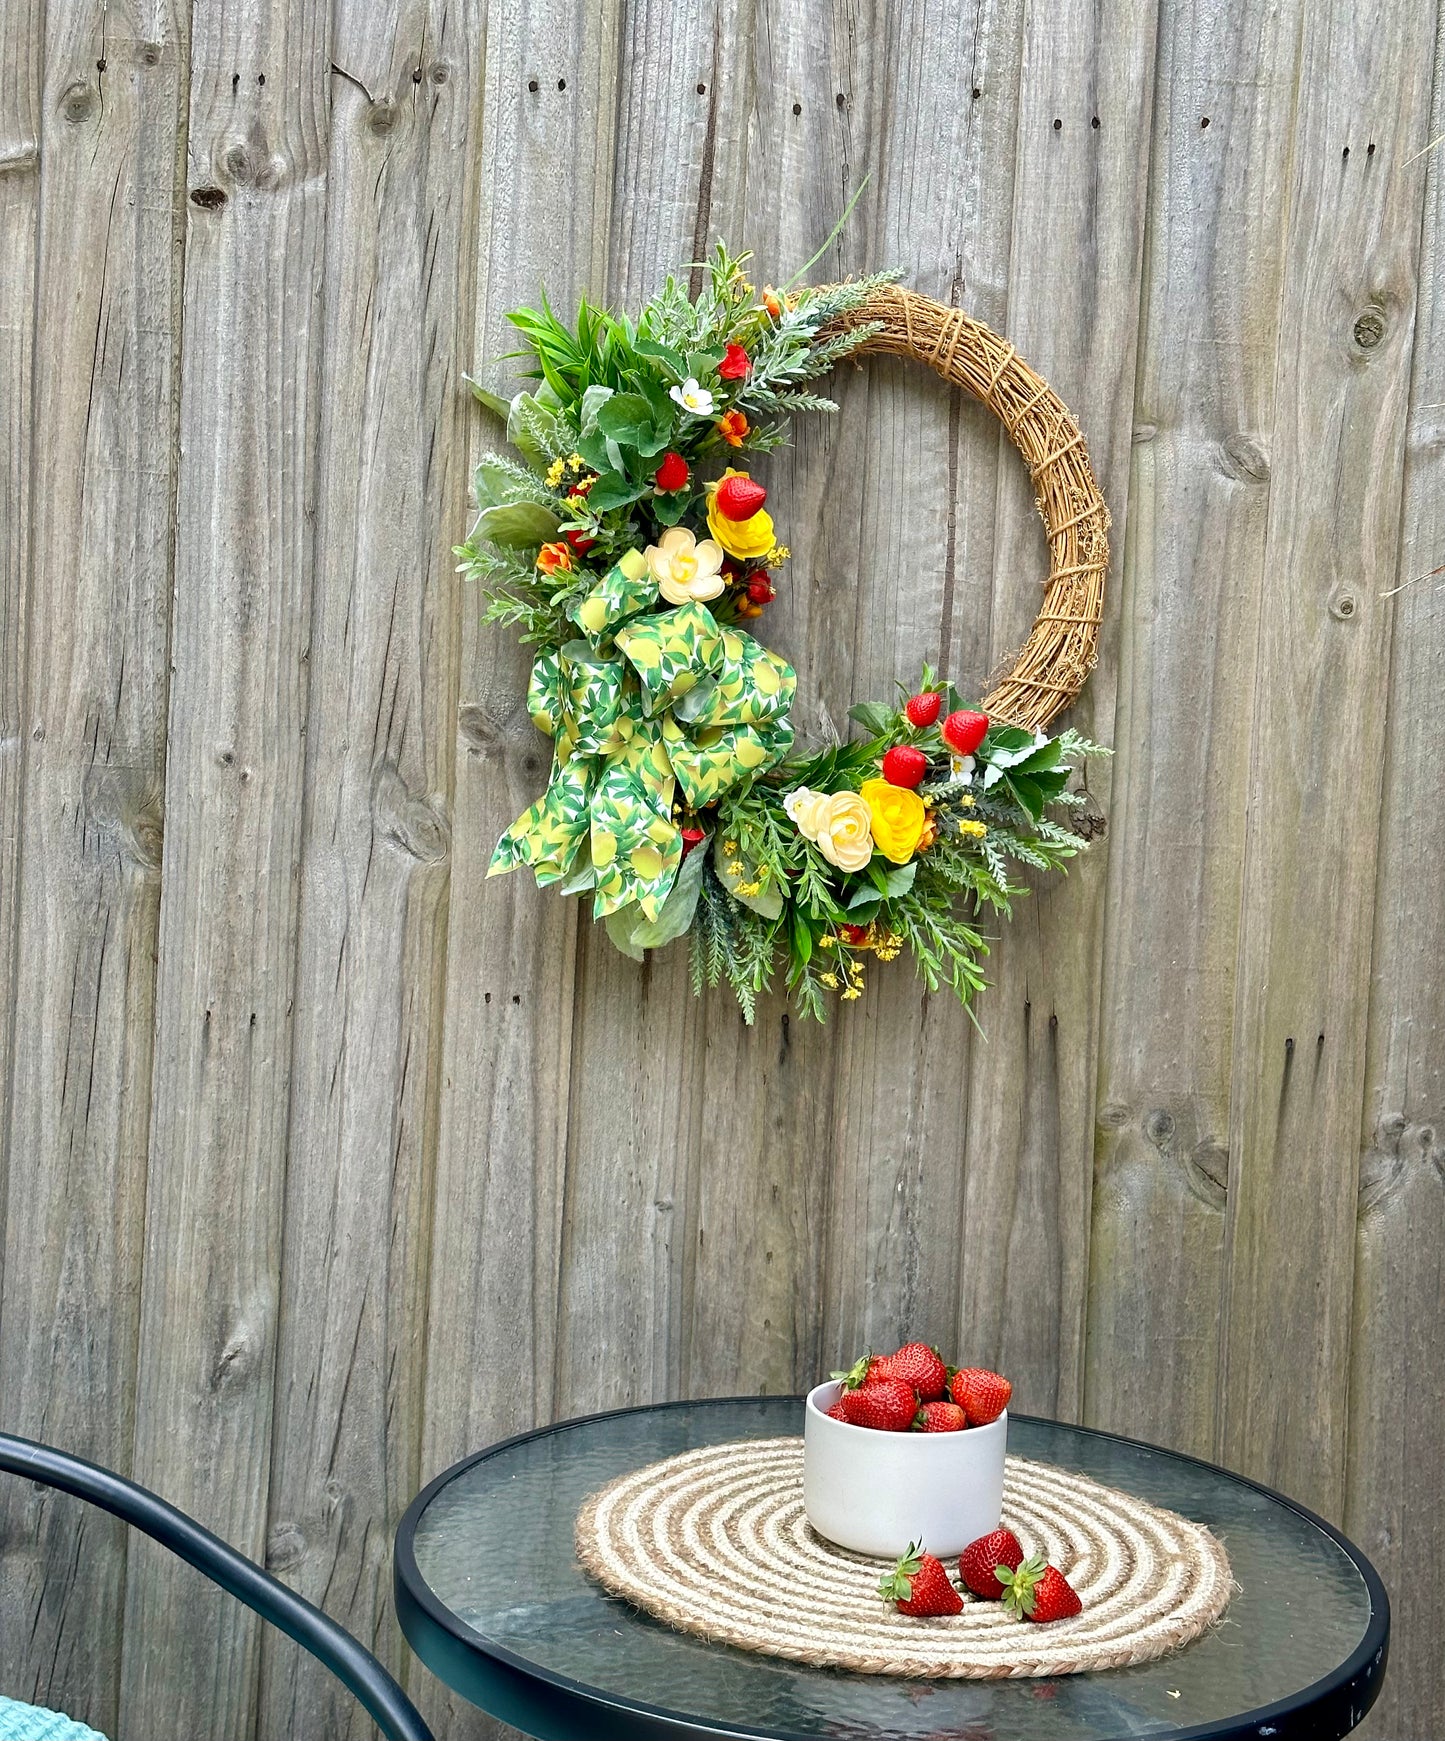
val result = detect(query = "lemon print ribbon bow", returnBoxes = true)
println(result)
[488,550,796,921]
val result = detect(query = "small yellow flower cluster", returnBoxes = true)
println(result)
[545,452,588,489]
[958,818,988,839]
[720,837,764,897]
[765,544,791,568]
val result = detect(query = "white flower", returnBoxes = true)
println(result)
[643,525,726,605]
[950,754,975,783]
[669,377,715,417]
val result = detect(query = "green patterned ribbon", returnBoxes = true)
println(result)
[488,552,795,920]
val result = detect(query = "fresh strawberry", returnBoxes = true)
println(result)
[878,1543,964,1616]
[713,473,768,520]
[914,1400,967,1433]
[845,1376,919,1432]
[831,1353,888,1391]
[825,1399,851,1422]
[941,709,989,757]
[882,1342,948,1401]
[959,1527,1025,1599]
[951,1366,1011,1426]
[997,1556,1082,1623]
[905,690,942,728]
[881,745,928,789]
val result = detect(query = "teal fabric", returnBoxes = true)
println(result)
[0,1696,107,1740]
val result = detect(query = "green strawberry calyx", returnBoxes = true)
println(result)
[877,1542,923,1605]
[830,1353,876,1391]
[997,1554,1047,1620]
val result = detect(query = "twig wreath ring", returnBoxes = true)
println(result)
[460,250,1110,1021]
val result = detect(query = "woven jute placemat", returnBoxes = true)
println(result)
[576,1437,1233,1678]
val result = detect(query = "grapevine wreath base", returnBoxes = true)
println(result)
[575,1438,1232,1679]
[464,252,1110,1019]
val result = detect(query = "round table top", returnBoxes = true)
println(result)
[394,1398,1388,1741]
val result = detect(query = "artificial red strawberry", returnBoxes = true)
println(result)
[913,1401,967,1433]
[680,826,706,857]
[562,527,596,554]
[878,1543,964,1616]
[997,1556,1082,1623]
[839,923,870,946]
[941,709,989,757]
[905,690,942,728]
[959,1527,1025,1599]
[713,472,768,520]
[882,1341,948,1401]
[845,1376,919,1432]
[950,1366,1012,1426]
[745,571,776,605]
[654,451,689,492]
[881,745,928,789]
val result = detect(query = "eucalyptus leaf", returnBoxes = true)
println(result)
[603,906,646,962]
[630,844,709,948]
[472,500,560,549]
[466,377,511,418]
[506,392,564,471]
[734,877,784,920]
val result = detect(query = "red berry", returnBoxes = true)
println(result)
[941,710,989,757]
[745,572,775,605]
[959,1528,1025,1599]
[905,690,942,728]
[562,528,595,554]
[718,342,751,380]
[950,1367,1012,1426]
[839,923,869,946]
[881,745,928,788]
[680,826,706,856]
[713,473,768,520]
[914,1400,967,1433]
[654,451,689,492]
[882,1342,948,1401]
[878,1544,964,1617]
[845,1376,918,1432]
[997,1556,1082,1623]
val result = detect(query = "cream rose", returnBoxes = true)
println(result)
[644,525,726,606]
[784,786,832,840]
[814,791,874,872]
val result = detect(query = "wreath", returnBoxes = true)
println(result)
[462,246,1109,1020]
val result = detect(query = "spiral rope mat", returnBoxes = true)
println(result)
[826,283,1111,733]
[576,1438,1233,1678]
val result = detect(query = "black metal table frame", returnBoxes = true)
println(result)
[394,1397,1390,1741]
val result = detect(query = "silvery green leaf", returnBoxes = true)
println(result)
[733,878,784,920]
[472,500,560,549]
[603,906,646,961]
[579,383,614,436]
[630,844,709,948]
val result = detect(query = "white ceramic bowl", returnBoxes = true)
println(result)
[802,1380,1007,1558]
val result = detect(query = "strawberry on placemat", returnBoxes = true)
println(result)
[959,1527,1025,1599]
[878,1543,964,1617]
[997,1555,1083,1623]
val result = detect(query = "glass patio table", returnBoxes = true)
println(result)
[394,1398,1388,1741]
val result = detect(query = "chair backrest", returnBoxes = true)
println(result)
[0,1434,434,1741]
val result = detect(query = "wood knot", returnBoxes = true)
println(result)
[371,762,450,864]
[1352,309,1386,351]
[61,82,98,123]
[190,185,228,209]
[209,1313,264,1391]
[83,765,164,874]
[1218,431,1270,483]
[1329,590,1359,622]
[367,99,397,135]
[265,1522,307,1572]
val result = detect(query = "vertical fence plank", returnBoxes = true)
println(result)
[1220,0,1440,1517]
[255,3,480,1735]
[956,0,1155,1417]
[1346,19,1445,1736]
[415,4,624,1734]
[1084,0,1302,1457]
[0,0,186,1729]
[816,0,1028,1372]
[118,1,332,1734]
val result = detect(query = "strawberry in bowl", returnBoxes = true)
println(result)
[803,1344,1011,1558]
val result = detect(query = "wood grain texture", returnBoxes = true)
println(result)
[117,0,331,1734]
[815,0,1027,1374]
[253,3,476,1736]
[1084,0,1301,1459]
[0,0,184,1731]
[414,2,624,1734]
[1220,0,1440,1517]
[1346,18,1445,1735]
[957,0,1155,1419]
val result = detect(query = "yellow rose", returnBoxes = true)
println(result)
[706,470,776,562]
[816,792,874,873]
[861,778,926,863]
[644,525,726,605]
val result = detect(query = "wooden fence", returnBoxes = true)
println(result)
[1,0,1441,1736]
